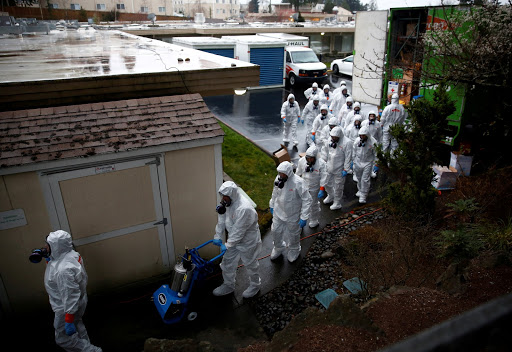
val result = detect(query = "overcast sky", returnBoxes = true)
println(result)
[240,0,454,9]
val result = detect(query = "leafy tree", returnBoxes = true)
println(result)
[377,85,455,221]
[367,0,377,11]
[324,0,335,13]
[249,0,259,13]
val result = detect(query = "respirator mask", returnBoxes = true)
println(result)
[320,111,327,119]
[275,176,287,189]
[369,118,376,125]
[359,136,367,147]
[305,158,316,172]
[354,109,360,115]
[29,247,50,263]
[216,199,231,214]
[355,123,361,129]
[330,138,338,149]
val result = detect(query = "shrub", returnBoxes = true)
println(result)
[435,225,483,262]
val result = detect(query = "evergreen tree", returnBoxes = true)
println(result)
[376,85,455,221]
[324,0,335,13]
[249,0,259,13]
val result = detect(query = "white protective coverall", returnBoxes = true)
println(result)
[214,181,262,297]
[44,230,102,352]
[302,95,321,146]
[323,126,347,210]
[280,93,301,146]
[343,102,365,131]
[296,145,328,228]
[269,161,312,262]
[343,115,363,175]
[337,96,354,126]
[304,82,319,101]
[319,116,339,162]
[361,111,383,144]
[352,125,378,203]
[330,85,349,117]
[319,84,332,108]
[381,93,405,153]
[311,104,332,147]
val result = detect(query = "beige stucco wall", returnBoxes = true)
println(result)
[0,173,53,315]
[165,145,219,260]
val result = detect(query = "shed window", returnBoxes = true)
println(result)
[70,4,80,10]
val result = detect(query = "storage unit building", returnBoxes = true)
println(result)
[172,36,237,58]
[223,35,287,87]
[0,94,224,316]
[256,32,309,48]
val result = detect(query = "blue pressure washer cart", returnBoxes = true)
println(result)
[153,240,226,324]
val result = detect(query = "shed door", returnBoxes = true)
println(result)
[45,157,173,292]
[250,47,284,86]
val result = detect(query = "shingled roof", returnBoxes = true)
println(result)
[0,93,224,168]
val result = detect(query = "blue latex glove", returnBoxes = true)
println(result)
[301,119,304,125]
[220,243,227,252]
[373,165,379,172]
[297,117,301,123]
[299,219,307,228]
[312,134,315,142]
[212,239,222,246]
[283,117,287,123]
[270,207,273,215]
[342,170,348,177]
[318,190,325,198]
[65,322,76,336]
[350,161,353,170]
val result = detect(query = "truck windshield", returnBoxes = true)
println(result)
[291,51,320,63]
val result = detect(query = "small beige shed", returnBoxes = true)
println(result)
[0,93,224,316]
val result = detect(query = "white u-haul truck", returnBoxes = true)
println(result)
[257,33,327,86]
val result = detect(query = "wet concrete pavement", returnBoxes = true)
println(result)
[16,76,386,352]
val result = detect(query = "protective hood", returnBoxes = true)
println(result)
[330,126,343,138]
[312,82,318,88]
[328,116,338,126]
[288,93,295,102]
[46,230,73,261]
[368,110,376,117]
[353,102,361,109]
[323,84,330,90]
[354,115,363,122]
[320,104,329,111]
[340,81,347,86]
[312,94,320,102]
[305,145,318,158]
[218,181,240,203]
[340,85,347,92]
[391,93,399,104]
[359,125,369,136]
[277,161,294,178]
[346,97,354,103]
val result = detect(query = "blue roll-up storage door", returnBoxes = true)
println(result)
[250,47,284,86]
[201,48,235,58]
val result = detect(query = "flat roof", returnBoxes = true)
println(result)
[0,28,255,83]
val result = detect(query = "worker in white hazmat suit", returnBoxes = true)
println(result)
[321,126,348,210]
[343,101,365,131]
[381,93,405,153]
[42,230,102,352]
[319,116,339,162]
[296,145,328,228]
[332,80,347,97]
[311,104,332,146]
[319,84,332,108]
[353,125,378,204]
[304,82,319,101]
[213,181,262,298]
[343,115,363,177]
[337,96,354,126]
[330,85,350,117]
[280,93,302,147]
[302,95,321,146]
[361,111,383,178]
[269,161,312,262]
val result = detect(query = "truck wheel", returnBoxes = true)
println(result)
[332,64,339,75]
[187,312,198,321]
[289,73,297,86]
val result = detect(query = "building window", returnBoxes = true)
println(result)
[141,6,149,13]
[70,4,80,10]
[223,9,225,13]
[96,4,106,10]
[116,4,125,9]
[158,7,165,12]
[50,3,59,8]
[216,9,219,13]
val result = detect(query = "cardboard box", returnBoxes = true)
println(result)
[432,165,458,190]
[272,144,290,165]
[450,152,473,176]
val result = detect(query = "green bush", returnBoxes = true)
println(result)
[435,225,483,262]
[483,218,512,252]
